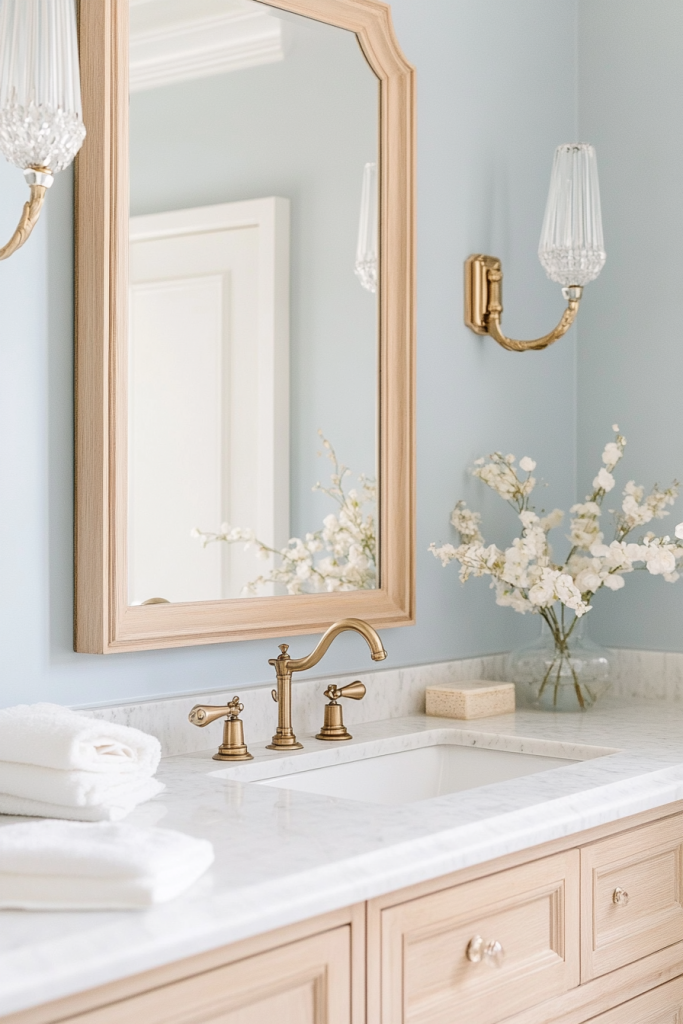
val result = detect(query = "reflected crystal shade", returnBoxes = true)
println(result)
[538,143,605,287]
[355,161,378,293]
[0,0,85,173]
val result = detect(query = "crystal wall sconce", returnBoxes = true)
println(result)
[465,143,605,352]
[0,0,85,261]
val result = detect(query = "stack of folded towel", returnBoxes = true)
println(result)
[0,819,214,908]
[0,704,164,821]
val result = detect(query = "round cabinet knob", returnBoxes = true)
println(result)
[613,886,630,906]
[484,939,505,969]
[466,935,505,968]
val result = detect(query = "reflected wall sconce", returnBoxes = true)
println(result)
[465,143,605,352]
[355,161,378,293]
[0,0,85,260]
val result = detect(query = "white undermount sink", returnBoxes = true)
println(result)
[211,731,615,806]
[254,743,577,805]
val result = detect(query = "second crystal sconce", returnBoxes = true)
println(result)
[465,143,606,352]
[0,0,85,261]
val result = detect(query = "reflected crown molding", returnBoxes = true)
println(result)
[129,1,284,92]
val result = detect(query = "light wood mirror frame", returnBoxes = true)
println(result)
[74,0,415,653]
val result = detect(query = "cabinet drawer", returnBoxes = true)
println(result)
[56,926,350,1024]
[379,850,579,1024]
[581,813,683,981]
[584,974,683,1024]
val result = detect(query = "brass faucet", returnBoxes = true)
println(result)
[267,618,387,751]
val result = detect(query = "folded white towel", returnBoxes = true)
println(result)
[0,704,161,774]
[0,778,165,821]
[0,820,214,908]
[0,761,164,808]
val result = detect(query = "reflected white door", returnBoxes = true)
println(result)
[128,197,289,603]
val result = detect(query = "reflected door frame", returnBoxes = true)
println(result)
[74,0,416,652]
[128,198,289,603]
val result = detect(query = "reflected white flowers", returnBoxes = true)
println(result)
[193,434,376,595]
[430,425,683,635]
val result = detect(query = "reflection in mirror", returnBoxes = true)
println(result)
[127,0,379,605]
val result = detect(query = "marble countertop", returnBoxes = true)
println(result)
[4,697,683,1016]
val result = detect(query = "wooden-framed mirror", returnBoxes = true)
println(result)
[74,0,415,653]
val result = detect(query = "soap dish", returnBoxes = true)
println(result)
[425,681,515,720]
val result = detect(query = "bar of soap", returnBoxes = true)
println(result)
[425,681,515,720]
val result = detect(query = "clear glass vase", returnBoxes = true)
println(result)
[509,616,611,712]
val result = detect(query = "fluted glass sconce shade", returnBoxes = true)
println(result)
[465,143,605,352]
[538,143,606,288]
[355,161,378,293]
[0,0,85,261]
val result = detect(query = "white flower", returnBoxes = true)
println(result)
[593,468,615,492]
[528,573,556,607]
[555,572,590,614]
[450,501,483,542]
[602,442,622,470]
[540,508,564,531]
[428,542,458,566]
[574,568,603,594]
[519,456,536,472]
[519,510,539,528]
[602,573,625,591]
[675,523,683,540]
[644,546,677,576]
[612,424,619,432]
[665,571,680,583]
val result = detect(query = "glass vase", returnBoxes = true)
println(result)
[509,616,611,712]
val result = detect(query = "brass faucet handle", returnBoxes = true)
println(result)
[317,681,366,741]
[188,698,253,762]
[188,699,242,728]
[324,681,367,702]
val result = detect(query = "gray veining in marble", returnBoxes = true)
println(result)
[4,697,683,1015]
[76,652,509,756]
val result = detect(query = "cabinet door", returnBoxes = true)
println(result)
[62,926,350,1024]
[581,813,683,981]
[584,975,683,1024]
[379,850,580,1024]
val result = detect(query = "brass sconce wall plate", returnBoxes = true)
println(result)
[465,253,583,353]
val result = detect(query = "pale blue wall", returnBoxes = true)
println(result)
[0,0,578,709]
[577,0,683,650]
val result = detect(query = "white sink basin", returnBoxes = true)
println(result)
[254,743,579,805]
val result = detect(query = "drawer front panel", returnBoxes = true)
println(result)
[59,926,351,1024]
[380,850,580,1024]
[581,814,683,981]
[584,975,683,1024]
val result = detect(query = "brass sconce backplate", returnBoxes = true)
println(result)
[464,253,582,353]
[464,254,501,335]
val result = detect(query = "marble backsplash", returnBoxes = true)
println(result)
[77,647,683,757]
[79,653,508,757]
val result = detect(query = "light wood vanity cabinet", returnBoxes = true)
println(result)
[378,851,580,1024]
[6,805,683,1024]
[50,927,352,1024]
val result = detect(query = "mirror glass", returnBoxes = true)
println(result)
[127,0,379,605]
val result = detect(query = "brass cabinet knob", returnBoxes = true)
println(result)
[466,935,505,968]
[613,886,630,906]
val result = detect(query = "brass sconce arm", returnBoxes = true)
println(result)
[0,169,53,262]
[465,254,583,353]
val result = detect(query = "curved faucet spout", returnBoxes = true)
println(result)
[288,618,387,675]
[266,618,387,751]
